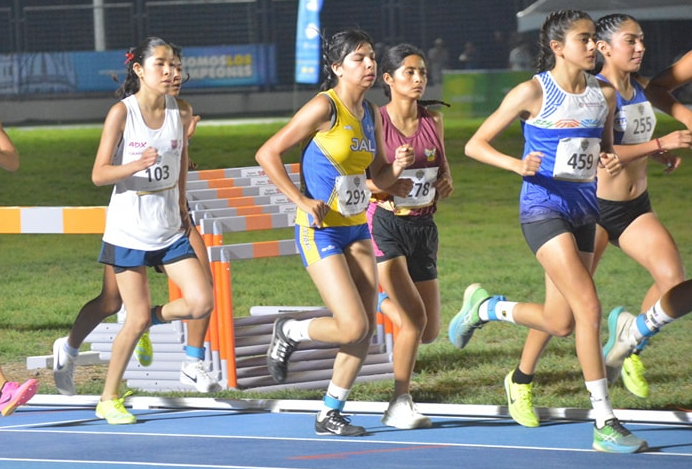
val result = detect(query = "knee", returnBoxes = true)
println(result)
[187,292,214,320]
[551,322,574,338]
[339,318,371,344]
[421,319,440,344]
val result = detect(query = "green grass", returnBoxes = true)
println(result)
[1,115,692,410]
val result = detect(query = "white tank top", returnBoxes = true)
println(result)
[103,94,184,250]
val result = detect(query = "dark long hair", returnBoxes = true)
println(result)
[379,43,426,99]
[536,10,593,73]
[320,29,374,91]
[593,13,640,74]
[116,36,172,99]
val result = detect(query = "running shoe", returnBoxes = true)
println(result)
[0,379,38,417]
[448,283,490,349]
[381,394,432,429]
[135,330,153,367]
[266,317,298,383]
[621,353,649,398]
[602,307,638,383]
[592,418,648,453]
[504,371,539,428]
[52,336,76,396]
[315,409,366,436]
[95,391,135,424]
[180,360,222,393]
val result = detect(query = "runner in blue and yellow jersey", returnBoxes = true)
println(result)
[256,29,414,436]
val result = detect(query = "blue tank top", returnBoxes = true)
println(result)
[596,74,656,145]
[519,71,609,226]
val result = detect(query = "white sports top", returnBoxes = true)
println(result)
[102,94,184,250]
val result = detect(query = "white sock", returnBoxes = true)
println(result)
[640,299,675,335]
[585,378,615,428]
[284,318,313,342]
[319,381,350,420]
[63,341,79,358]
[478,299,517,323]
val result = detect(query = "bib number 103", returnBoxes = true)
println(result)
[145,165,170,182]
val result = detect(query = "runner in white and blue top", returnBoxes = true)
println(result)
[449,10,648,453]
[520,70,608,227]
[503,13,692,426]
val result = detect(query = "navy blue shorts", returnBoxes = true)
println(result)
[99,235,196,273]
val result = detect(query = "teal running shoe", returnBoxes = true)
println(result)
[448,283,490,349]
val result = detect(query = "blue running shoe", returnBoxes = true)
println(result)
[448,283,490,349]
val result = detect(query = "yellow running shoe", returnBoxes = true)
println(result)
[622,353,649,398]
[504,371,539,427]
[95,391,135,424]
[135,331,153,366]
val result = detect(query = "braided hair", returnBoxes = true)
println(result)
[593,13,640,74]
[536,10,593,73]
[379,43,450,107]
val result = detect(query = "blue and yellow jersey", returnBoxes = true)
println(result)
[296,88,376,227]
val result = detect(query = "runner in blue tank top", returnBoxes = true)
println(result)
[448,10,647,453]
[504,14,692,418]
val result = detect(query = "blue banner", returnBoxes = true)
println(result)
[0,45,277,96]
[294,0,323,84]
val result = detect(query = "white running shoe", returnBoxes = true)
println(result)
[381,394,432,429]
[603,307,639,383]
[180,360,222,393]
[52,337,76,396]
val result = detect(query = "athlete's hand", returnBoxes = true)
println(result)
[136,146,159,171]
[434,174,454,198]
[599,152,621,176]
[658,130,692,151]
[386,178,413,197]
[651,151,682,174]
[300,197,330,228]
[517,151,543,176]
[393,144,415,171]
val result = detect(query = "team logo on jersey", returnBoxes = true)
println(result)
[425,148,436,162]
[350,138,375,152]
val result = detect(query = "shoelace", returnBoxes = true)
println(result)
[515,383,533,405]
[192,361,214,380]
[270,334,297,361]
[628,354,646,373]
[326,410,352,428]
[603,418,631,436]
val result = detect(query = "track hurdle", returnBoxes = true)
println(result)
[19,163,395,393]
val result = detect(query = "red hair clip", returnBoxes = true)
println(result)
[124,52,135,65]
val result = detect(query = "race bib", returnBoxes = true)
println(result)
[393,167,438,208]
[617,101,656,144]
[552,137,600,182]
[334,173,371,217]
[131,140,181,194]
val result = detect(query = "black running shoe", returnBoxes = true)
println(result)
[266,317,298,383]
[315,409,366,436]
